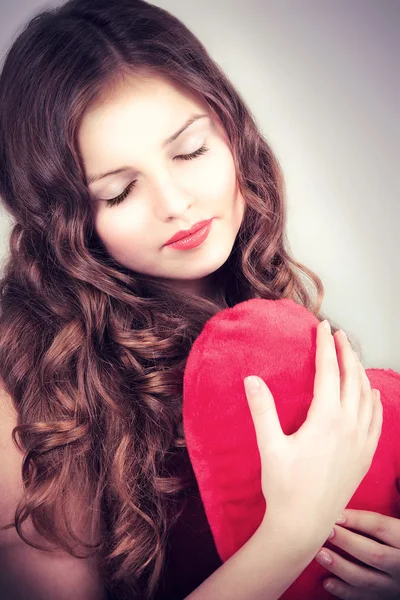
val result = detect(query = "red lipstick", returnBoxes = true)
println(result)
[164,218,213,251]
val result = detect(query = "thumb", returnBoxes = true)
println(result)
[244,376,283,452]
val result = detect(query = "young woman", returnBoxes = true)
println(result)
[0,1,398,599]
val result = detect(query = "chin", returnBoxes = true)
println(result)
[178,247,234,280]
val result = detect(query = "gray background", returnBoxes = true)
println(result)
[0,0,399,370]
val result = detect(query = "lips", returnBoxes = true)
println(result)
[164,218,213,246]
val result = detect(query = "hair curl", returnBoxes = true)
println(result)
[0,0,362,597]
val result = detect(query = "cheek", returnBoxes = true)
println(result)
[217,153,243,221]
[94,209,150,261]
[194,147,237,201]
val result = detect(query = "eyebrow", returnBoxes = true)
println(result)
[87,113,209,185]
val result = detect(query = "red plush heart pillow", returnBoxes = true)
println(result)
[183,298,400,599]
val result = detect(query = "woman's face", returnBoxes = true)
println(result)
[78,73,245,296]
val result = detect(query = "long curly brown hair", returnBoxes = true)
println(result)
[0,0,361,598]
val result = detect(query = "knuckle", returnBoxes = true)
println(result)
[353,360,362,382]
[368,547,387,569]
[348,571,376,591]
[347,347,358,367]
[341,417,358,437]
[345,359,359,382]
[326,361,340,379]
[347,574,366,589]
[362,573,380,590]
[371,520,388,540]
[324,348,339,367]
[250,402,269,418]
[364,371,372,390]
[333,585,352,599]
[342,349,354,371]
[347,369,360,390]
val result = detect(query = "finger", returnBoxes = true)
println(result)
[310,320,340,417]
[365,390,383,459]
[322,577,380,599]
[354,354,374,431]
[244,376,284,453]
[333,330,361,416]
[336,509,400,549]
[329,523,400,573]
[315,547,394,593]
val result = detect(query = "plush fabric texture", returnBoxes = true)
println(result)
[183,298,400,599]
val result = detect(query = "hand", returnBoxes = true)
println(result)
[243,320,383,546]
[315,509,400,598]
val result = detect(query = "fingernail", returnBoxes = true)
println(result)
[322,319,331,332]
[335,514,346,524]
[323,580,334,591]
[316,550,333,565]
[328,528,335,539]
[244,376,260,394]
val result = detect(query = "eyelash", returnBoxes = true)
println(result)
[104,144,210,207]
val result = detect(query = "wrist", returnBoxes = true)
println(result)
[259,510,331,556]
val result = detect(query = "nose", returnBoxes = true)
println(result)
[151,172,195,222]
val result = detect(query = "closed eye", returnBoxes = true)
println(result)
[104,144,210,207]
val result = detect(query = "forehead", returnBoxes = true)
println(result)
[79,73,209,144]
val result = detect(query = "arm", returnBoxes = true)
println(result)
[0,543,107,600]
[185,516,327,600]
[0,387,107,600]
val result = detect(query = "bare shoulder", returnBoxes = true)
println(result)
[0,383,25,538]
[0,384,108,599]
